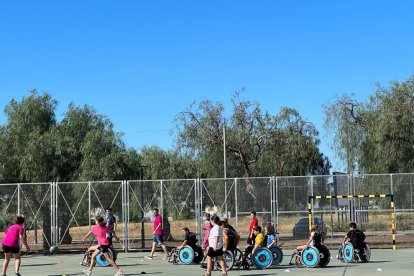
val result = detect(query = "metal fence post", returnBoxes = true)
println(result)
[122,180,128,253]
[160,180,164,231]
[235,178,238,230]
[88,181,91,230]
[50,182,54,246]
[195,178,202,239]
[274,176,278,228]
[17,183,20,215]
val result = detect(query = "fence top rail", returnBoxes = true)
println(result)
[127,179,197,183]
[354,173,414,177]
[0,182,52,185]
[276,175,332,179]
[56,181,123,184]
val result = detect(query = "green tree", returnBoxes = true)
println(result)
[325,75,414,174]
[175,93,330,204]
[0,91,143,248]
[0,90,57,248]
[324,94,365,174]
[360,77,414,173]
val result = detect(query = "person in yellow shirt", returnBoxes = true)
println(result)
[252,226,265,254]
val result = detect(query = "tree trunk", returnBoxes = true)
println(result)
[59,215,73,244]
[239,152,257,200]
[42,205,51,250]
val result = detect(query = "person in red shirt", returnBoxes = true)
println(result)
[145,208,169,260]
[247,211,258,245]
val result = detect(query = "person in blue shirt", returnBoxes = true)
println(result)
[264,223,277,248]
[105,207,117,247]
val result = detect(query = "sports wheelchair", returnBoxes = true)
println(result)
[81,247,117,267]
[168,245,204,265]
[290,244,330,268]
[215,246,284,270]
[337,242,370,263]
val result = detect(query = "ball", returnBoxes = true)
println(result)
[49,245,59,255]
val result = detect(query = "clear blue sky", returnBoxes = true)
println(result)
[1,1,413,172]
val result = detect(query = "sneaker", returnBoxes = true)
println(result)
[114,271,123,276]
[15,274,21,276]
[144,256,153,260]
[82,269,92,275]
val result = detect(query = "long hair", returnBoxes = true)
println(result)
[311,224,319,233]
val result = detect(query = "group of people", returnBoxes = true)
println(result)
[289,221,366,265]
[1,208,367,276]
[0,207,123,276]
[198,211,279,276]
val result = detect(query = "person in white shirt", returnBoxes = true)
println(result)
[203,215,228,276]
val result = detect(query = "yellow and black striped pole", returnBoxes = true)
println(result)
[390,195,396,250]
[308,194,395,250]
[308,197,312,233]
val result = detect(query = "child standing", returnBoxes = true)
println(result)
[82,216,122,276]
[203,213,211,252]
[1,216,30,276]
[204,215,228,276]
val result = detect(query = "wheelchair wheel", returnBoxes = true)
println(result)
[178,246,195,265]
[269,246,283,266]
[80,251,91,266]
[252,247,273,269]
[301,246,320,268]
[232,248,243,270]
[214,250,234,270]
[360,243,370,263]
[337,246,344,262]
[193,245,204,264]
[317,244,330,267]
[342,242,355,263]
[95,247,116,267]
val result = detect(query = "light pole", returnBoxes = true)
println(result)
[223,123,228,217]
[139,165,147,249]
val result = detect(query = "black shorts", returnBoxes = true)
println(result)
[207,247,223,258]
[2,245,20,254]
[98,245,110,253]
[106,233,113,245]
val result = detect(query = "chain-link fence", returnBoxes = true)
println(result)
[0,182,53,250]
[1,174,413,252]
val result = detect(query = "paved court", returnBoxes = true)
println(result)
[4,248,413,276]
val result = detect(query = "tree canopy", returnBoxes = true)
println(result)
[324,74,414,174]
[175,93,330,179]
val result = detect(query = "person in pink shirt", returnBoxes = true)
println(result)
[82,216,122,276]
[1,216,30,276]
[145,208,169,260]
[203,213,211,252]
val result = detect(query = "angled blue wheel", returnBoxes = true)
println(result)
[269,246,283,266]
[343,242,354,263]
[301,246,320,268]
[178,246,195,265]
[95,248,115,266]
[252,247,273,269]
